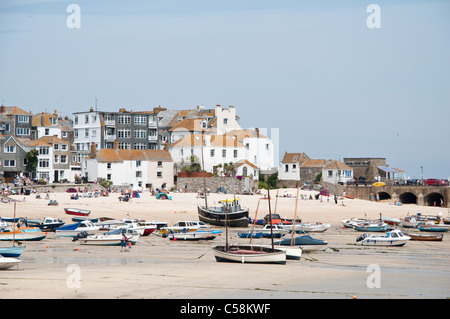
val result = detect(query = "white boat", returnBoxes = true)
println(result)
[381,216,401,225]
[253,244,302,260]
[55,220,100,237]
[342,218,373,228]
[287,222,331,233]
[75,228,140,245]
[260,224,289,235]
[0,255,21,270]
[167,229,220,241]
[356,229,411,246]
[0,227,47,241]
[212,245,286,264]
[160,220,210,234]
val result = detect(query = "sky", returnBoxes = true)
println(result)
[1,0,449,179]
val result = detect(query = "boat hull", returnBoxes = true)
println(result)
[198,205,249,227]
[0,246,25,257]
[0,257,21,270]
[0,228,46,241]
[64,208,91,216]
[168,231,217,241]
[212,245,286,264]
[79,234,139,246]
[417,225,449,232]
[354,224,388,232]
[407,233,443,241]
[254,245,302,260]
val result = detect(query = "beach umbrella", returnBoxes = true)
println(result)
[319,189,330,197]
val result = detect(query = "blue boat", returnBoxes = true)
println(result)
[353,223,389,232]
[0,246,25,257]
[238,232,263,239]
[275,235,328,246]
[261,232,284,238]
[417,224,449,232]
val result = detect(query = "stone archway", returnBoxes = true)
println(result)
[424,192,444,207]
[399,192,417,204]
[376,191,391,201]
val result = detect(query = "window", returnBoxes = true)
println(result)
[74,129,78,138]
[266,144,269,150]
[136,171,142,178]
[107,174,112,180]
[134,143,146,149]
[118,129,131,138]
[106,114,115,122]
[16,128,30,136]
[136,160,141,167]
[54,155,59,163]
[119,143,131,149]
[223,118,228,125]
[157,161,162,167]
[243,167,248,176]
[62,144,67,151]
[134,115,146,125]
[85,128,89,137]
[233,150,238,158]
[17,116,29,123]
[39,159,50,168]
[4,160,15,167]
[39,147,49,155]
[134,129,146,139]
[54,144,59,150]
[60,155,67,164]
[92,115,97,122]
[117,115,131,124]
[328,170,333,177]
[45,128,50,135]
[157,172,162,178]
[210,149,215,157]
[222,149,226,158]
[107,163,112,169]
[91,130,97,137]
[285,164,289,172]
[85,115,89,123]
[51,118,58,125]
[4,145,15,153]
[74,116,78,124]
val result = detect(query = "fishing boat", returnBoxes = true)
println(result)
[356,229,411,246]
[443,216,450,225]
[282,222,331,233]
[353,220,389,232]
[64,208,91,217]
[28,217,65,232]
[0,246,25,257]
[0,227,46,241]
[0,256,21,270]
[198,198,249,227]
[260,224,289,237]
[407,232,443,241]
[136,221,158,236]
[74,228,140,245]
[401,213,441,228]
[160,220,210,235]
[417,224,449,232]
[211,185,286,264]
[55,220,100,237]
[167,229,221,241]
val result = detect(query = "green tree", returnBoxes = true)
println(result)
[25,150,39,178]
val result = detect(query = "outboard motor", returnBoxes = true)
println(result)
[356,233,368,242]
[72,231,88,242]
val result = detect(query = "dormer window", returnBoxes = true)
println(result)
[51,118,58,125]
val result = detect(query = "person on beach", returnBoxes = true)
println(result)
[121,234,129,252]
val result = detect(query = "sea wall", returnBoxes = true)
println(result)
[176,176,258,194]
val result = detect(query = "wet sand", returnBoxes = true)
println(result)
[1,188,449,299]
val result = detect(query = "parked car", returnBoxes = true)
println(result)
[425,178,445,186]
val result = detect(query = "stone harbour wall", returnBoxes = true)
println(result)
[176,176,258,194]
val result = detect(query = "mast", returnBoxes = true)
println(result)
[267,185,274,251]
[13,201,16,245]
[200,142,208,209]
[290,186,300,246]
[249,198,261,245]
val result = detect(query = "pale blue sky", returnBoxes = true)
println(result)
[1,0,449,178]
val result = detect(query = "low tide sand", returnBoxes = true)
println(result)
[1,188,449,299]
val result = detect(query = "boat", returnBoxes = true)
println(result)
[401,213,441,228]
[342,218,372,228]
[353,220,389,232]
[0,227,47,241]
[356,229,411,246]
[417,224,449,232]
[274,235,328,252]
[443,217,450,225]
[198,198,249,227]
[372,182,385,187]
[28,217,65,232]
[211,186,286,264]
[64,208,91,216]
[251,244,302,260]
[72,217,99,223]
[0,256,21,270]
[281,222,330,233]
[0,217,20,223]
[160,220,210,235]
[0,246,25,257]
[74,228,140,245]
[238,232,263,239]
[260,224,289,236]
[407,232,443,241]
[136,221,157,236]
[55,220,100,237]
[167,229,221,241]
[381,216,401,225]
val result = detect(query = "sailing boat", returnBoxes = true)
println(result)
[0,202,26,258]
[253,187,303,260]
[211,185,286,264]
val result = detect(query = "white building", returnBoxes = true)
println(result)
[83,146,174,190]
[212,105,242,135]
[322,160,353,185]
[234,160,259,180]
[278,152,310,181]
[168,134,246,174]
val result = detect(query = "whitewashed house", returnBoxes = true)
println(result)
[168,134,245,174]
[234,160,259,180]
[277,152,310,181]
[322,160,353,185]
[83,145,174,190]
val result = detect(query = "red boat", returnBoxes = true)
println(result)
[64,208,91,216]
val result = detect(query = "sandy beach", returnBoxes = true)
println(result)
[0,187,449,300]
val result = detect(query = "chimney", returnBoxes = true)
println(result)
[113,140,119,150]
[164,140,168,151]
[90,142,96,158]
[204,134,211,147]
[255,128,259,138]
[89,107,94,112]
[0,105,5,113]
